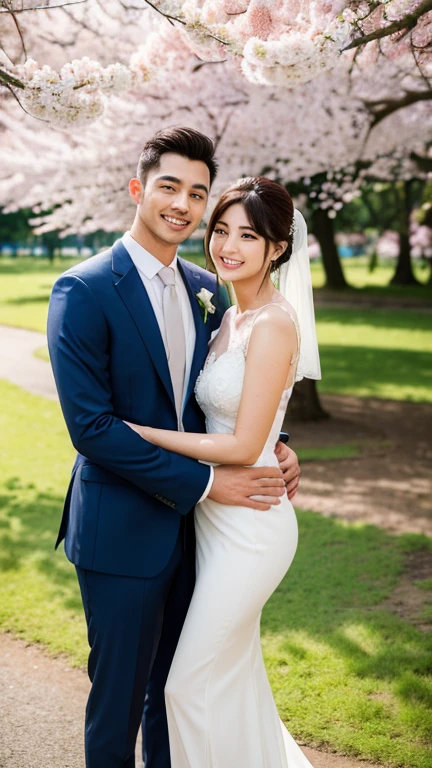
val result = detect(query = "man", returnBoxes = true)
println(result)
[48,127,300,768]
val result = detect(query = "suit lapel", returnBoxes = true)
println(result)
[112,240,175,410]
[178,258,209,406]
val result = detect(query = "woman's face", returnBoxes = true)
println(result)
[209,203,283,284]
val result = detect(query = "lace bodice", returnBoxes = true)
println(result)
[195,302,299,468]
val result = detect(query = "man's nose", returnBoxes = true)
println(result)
[171,192,189,214]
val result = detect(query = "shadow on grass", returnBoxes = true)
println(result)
[0,479,79,606]
[0,257,83,275]
[5,294,52,305]
[261,510,432,763]
[319,344,432,401]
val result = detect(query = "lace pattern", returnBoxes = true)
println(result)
[195,302,298,467]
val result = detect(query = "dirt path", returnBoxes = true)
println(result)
[0,325,57,401]
[0,634,382,768]
[292,393,432,537]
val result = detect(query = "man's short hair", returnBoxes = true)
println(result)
[137,127,218,188]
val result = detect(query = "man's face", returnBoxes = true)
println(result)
[130,153,210,247]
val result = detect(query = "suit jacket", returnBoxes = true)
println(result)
[47,240,230,578]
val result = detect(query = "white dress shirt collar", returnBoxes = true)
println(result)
[122,231,178,280]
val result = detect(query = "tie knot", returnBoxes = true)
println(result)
[159,266,176,287]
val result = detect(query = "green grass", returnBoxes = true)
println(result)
[310,256,432,299]
[297,444,360,461]
[1,377,431,767]
[34,345,49,362]
[316,307,432,403]
[0,255,204,332]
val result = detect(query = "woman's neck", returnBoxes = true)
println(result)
[234,278,277,314]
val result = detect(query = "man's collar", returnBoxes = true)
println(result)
[122,231,178,279]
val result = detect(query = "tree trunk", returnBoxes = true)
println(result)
[285,379,329,423]
[312,207,348,289]
[390,180,420,286]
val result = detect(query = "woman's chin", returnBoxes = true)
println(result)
[215,264,245,282]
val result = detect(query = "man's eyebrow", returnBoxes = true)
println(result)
[157,175,209,195]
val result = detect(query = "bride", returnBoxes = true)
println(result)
[126,176,321,767]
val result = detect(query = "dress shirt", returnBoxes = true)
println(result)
[122,231,214,502]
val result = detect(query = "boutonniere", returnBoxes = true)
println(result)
[195,288,216,323]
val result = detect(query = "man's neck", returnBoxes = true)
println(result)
[130,220,177,267]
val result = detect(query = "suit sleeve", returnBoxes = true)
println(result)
[47,273,211,515]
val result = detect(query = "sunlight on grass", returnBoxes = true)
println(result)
[316,307,432,403]
[1,378,431,766]
[310,256,430,293]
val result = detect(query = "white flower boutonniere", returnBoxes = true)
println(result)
[195,288,216,323]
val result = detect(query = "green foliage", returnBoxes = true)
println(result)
[1,378,431,766]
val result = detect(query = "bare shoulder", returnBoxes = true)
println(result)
[252,303,298,336]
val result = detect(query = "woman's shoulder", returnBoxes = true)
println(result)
[251,299,298,332]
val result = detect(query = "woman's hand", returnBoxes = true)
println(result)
[274,442,300,500]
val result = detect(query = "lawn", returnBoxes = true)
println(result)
[310,255,431,299]
[0,378,431,767]
[1,257,431,404]
[316,307,432,403]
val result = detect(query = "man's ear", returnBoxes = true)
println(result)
[129,178,142,204]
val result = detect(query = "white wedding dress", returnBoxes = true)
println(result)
[165,300,314,768]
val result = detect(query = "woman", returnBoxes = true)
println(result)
[126,177,321,767]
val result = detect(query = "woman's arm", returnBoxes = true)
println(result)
[126,306,298,466]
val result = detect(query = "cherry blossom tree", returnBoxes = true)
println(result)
[1,1,431,126]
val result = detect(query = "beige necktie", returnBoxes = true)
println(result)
[158,266,186,422]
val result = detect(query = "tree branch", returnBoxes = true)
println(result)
[0,0,88,12]
[342,0,432,51]
[366,88,432,126]
[0,67,25,88]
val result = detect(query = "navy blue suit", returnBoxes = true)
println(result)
[48,241,229,767]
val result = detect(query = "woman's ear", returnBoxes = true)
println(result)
[272,240,288,261]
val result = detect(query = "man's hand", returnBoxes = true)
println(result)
[274,442,300,501]
[209,465,285,511]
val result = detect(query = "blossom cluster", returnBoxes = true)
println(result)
[13,56,150,127]
[145,1,353,87]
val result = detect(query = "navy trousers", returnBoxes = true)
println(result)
[76,519,195,768]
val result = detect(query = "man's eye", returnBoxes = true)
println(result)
[162,185,175,191]
[191,193,204,200]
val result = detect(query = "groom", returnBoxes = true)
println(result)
[48,127,301,768]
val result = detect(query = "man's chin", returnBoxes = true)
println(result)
[160,227,192,245]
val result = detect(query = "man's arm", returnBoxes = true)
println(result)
[48,273,210,516]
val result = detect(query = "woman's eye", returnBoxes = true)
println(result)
[242,233,256,239]
[214,228,227,235]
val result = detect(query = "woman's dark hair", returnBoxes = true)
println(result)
[204,177,294,278]
[137,127,218,187]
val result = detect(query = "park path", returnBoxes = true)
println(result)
[0,633,381,768]
[0,325,58,401]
